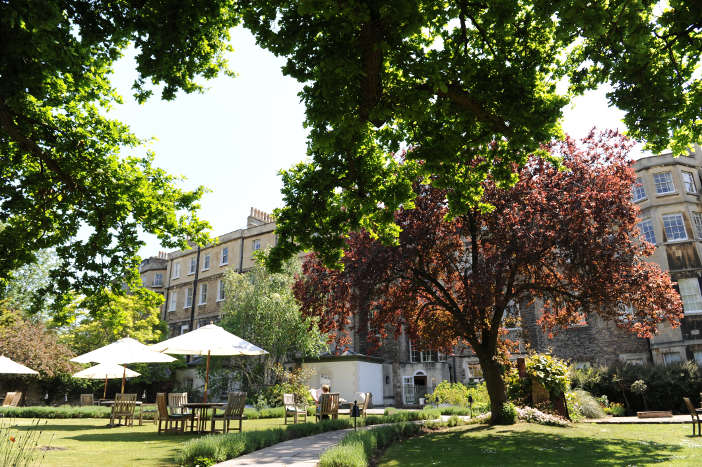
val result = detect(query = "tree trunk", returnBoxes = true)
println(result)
[477,352,510,424]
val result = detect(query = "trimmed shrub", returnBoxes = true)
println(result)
[496,402,517,425]
[319,422,422,467]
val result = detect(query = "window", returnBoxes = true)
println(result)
[638,219,656,244]
[467,363,483,379]
[185,287,193,308]
[420,351,437,362]
[153,273,163,287]
[202,254,210,271]
[662,214,687,241]
[172,263,181,279]
[409,341,419,363]
[180,324,189,335]
[682,171,697,193]
[168,292,177,311]
[692,213,702,239]
[632,177,647,201]
[217,279,225,301]
[437,352,446,362]
[188,257,196,274]
[678,278,702,315]
[653,172,675,194]
[694,351,702,366]
[221,247,229,265]
[252,239,261,251]
[625,359,645,366]
[663,352,682,366]
[199,283,208,304]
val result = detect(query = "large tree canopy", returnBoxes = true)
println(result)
[0,1,238,315]
[294,132,682,423]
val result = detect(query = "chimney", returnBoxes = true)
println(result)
[247,207,274,227]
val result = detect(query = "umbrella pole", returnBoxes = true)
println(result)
[121,367,126,394]
[104,375,108,399]
[204,350,210,403]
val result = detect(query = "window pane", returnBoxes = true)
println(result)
[653,172,675,194]
[663,352,682,365]
[221,247,229,264]
[638,220,656,244]
[678,278,702,314]
[683,172,697,193]
[662,214,687,241]
[632,177,646,201]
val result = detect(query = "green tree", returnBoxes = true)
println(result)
[57,288,166,356]
[220,252,326,387]
[1,1,238,316]
[1,249,57,317]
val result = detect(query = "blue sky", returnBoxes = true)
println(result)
[107,27,638,258]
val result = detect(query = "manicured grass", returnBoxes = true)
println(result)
[9,417,287,466]
[378,423,702,466]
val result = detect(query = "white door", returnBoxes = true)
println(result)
[402,376,415,405]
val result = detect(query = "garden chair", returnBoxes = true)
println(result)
[284,393,307,424]
[212,392,247,433]
[683,397,701,436]
[80,394,95,406]
[110,393,137,427]
[316,393,339,421]
[156,393,186,434]
[2,392,21,407]
[141,393,161,425]
[168,392,197,430]
[359,392,372,417]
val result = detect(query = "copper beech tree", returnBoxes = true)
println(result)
[294,132,682,423]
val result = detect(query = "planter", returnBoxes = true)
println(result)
[636,411,672,418]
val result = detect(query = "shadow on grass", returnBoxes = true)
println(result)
[14,423,106,432]
[390,427,684,465]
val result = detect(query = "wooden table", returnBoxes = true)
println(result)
[99,400,144,426]
[183,402,226,434]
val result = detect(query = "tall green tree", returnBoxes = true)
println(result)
[57,288,166,356]
[1,1,238,316]
[220,252,326,386]
[1,248,58,317]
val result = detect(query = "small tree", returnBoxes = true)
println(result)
[220,252,326,391]
[295,132,682,424]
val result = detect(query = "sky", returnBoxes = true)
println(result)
[108,27,641,258]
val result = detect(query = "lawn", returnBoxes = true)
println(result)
[378,423,702,466]
[9,417,287,466]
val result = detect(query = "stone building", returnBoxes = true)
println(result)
[633,144,702,366]
[139,208,276,336]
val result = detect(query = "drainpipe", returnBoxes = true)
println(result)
[188,246,201,331]
[239,235,245,273]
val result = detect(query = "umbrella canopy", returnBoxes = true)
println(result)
[0,355,38,375]
[73,363,140,379]
[71,337,176,364]
[151,324,267,402]
[150,324,267,356]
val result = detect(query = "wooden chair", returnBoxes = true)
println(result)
[168,392,197,429]
[316,393,339,421]
[683,397,701,436]
[359,392,372,417]
[110,393,137,427]
[2,392,22,407]
[80,394,94,406]
[284,393,307,424]
[212,392,247,433]
[156,393,186,434]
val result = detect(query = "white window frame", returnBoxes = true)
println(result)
[408,340,419,363]
[638,219,656,244]
[252,239,261,251]
[221,247,229,265]
[172,263,181,279]
[199,283,208,305]
[168,291,177,311]
[682,171,697,193]
[184,287,193,308]
[217,279,225,302]
[678,278,702,315]
[662,213,688,242]
[153,272,163,287]
[180,324,189,335]
[202,254,210,271]
[632,177,647,202]
[653,172,675,195]
[691,212,702,239]
[188,257,196,275]
[663,351,682,366]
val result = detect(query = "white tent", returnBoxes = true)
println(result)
[150,324,267,402]
[0,355,38,375]
[72,337,175,392]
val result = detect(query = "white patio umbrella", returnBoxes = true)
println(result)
[73,363,140,399]
[71,337,175,393]
[0,355,38,375]
[150,324,268,402]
